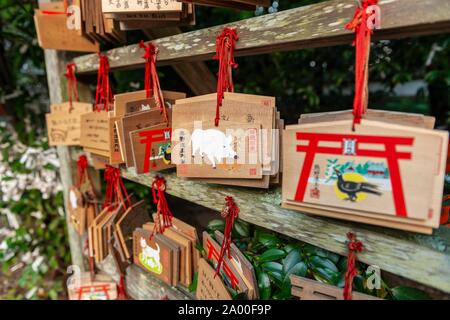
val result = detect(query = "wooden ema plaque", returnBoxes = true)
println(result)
[113,90,186,117]
[215,231,258,299]
[290,275,381,300]
[144,219,193,287]
[282,119,448,234]
[46,102,92,146]
[34,6,100,52]
[130,124,174,174]
[202,232,248,296]
[101,0,183,13]
[133,228,179,286]
[120,108,169,167]
[173,93,276,175]
[196,258,232,300]
[172,121,263,179]
[80,110,123,164]
[68,273,117,300]
[115,200,151,259]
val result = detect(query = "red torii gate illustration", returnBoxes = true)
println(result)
[294,132,414,217]
[206,238,239,289]
[139,128,172,173]
[76,284,112,300]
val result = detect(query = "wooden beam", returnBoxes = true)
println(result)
[121,168,450,294]
[73,0,450,74]
[143,27,216,95]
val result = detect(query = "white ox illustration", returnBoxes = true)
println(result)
[191,129,237,168]
[140,237,161,269]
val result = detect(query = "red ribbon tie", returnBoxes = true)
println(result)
[214,28,239,127]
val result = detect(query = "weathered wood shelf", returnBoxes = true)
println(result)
[121,168,450,294]
[47,0,450,299]
[98,255,193,300]
[73,0,450,74]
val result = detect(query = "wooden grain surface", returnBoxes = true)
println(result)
[121,168,450,293]
[44,50,85,270]
[73,0,450,73]
[98,255,192,300]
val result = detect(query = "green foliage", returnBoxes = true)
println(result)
[206,219,431,300]
[391,286,432,300]
[0,1,69,300]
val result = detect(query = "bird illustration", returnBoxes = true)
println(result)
[334,169,382,202]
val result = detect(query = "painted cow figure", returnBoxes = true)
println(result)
[191,129,237,168]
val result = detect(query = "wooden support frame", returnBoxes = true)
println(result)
[44,50,85,270]
[143,27,217,95]
[44,0,450,298]
[73,0,450,73]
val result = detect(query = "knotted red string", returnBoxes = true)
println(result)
[345,0,379,130]
[441,195,450,225]
[76,155,89,189]
[151,176,173,235]
[213,28,239,127]
[95,54,114,112]
[41,0,70,15]
[117,275,127,300]
[343,232,363,300]
[103,165,131,210]
[65,63,79,112]
[214,196,239,277]
[139,41,168,124]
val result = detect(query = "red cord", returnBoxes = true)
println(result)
[345,0,379,130]
[214,196,239,277]
[65,63,79,112]
[139,41,168,124]
[103,166,131,210]
[151,175,173,235]
[76,155,89,189]
[95,54,114,112]
[213,28,239,127]
[343,232,363,300]
[117,275,127,300]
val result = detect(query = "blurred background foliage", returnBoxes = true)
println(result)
[0,0,449,299]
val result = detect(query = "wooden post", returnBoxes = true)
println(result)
[44,49,85,270]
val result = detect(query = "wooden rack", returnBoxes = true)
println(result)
[44,0,450,299]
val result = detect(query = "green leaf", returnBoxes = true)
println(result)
[313,268,340,285]
[258,248,286,263]
[194,243,206,257]
[267,271,284,287]
[282,249,302,274]
[232,292,248,300]
[284,262,307,282]
[335,272,345,288]
[283,243,300,253]
[261,261,283,274]
[303,245,340,264]
[257,271,271,300]
[256,232,281,248]
[309,256,339,273]
[233,220,250,238]
[272,289,292,300]
[233,219,250,238]
[206,219,225,233]
[188,273,198,293]
[392,286,431,300]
